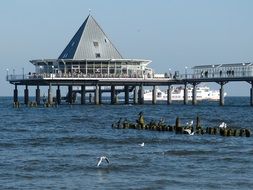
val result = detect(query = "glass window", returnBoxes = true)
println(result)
[95,53,101,58]
[93,41,99,47]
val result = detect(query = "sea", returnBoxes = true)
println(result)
[0,96,253,190]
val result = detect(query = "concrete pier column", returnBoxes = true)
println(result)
[192,83,197,105]
[250,82,253,106]
[14,85,18,103]
[24,85,29,105]
[95,84,100,105]
[138,84,144,104]
[68,85,73,104]
[36,85,40,105]
[152,85,157,104]
[167,85,172,105]
[133,86,138,104]
[184,84,188,105]
[219,83,225,106]
[48,83,52,105]
[81,85,86,105]
[111,85,116,104]
[124,85,129,104]
[99,85,102,104]
[56,85,61,105]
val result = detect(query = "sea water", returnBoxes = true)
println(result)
[0,97,253,189]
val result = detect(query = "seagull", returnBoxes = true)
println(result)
[139,142,145,147]
[183,129,195,135]
[96,156,110,167]
[219,122,227,129]
[186,120,194,127]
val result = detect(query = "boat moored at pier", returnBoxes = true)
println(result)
[144,86,227,101]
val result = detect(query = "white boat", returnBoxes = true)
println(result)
[144,86,227,101]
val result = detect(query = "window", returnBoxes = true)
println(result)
[93,41,99,47]
[105,38,107,43]
[95,53,101,58]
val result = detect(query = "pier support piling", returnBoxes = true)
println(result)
[81,85,86,105]
[192,83,197,105]
[152,86,157,104]
[24,85,29,105]
[68,85,73,104]
[138,84,144,104]
[95,84,100,105]
[250,82,253,106]
[14,85,18,103]
[99,85,102,104]
[111,85,116,104]
[124,85,129,104]
[184,83,188,105]
[219,82,225,106]
[36,85,40,105]
[167,85,172,105]
[48,83,52,105]
[56,85,61,105]
[133,86,138,104]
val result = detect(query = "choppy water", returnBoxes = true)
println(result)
[0,97,253,189]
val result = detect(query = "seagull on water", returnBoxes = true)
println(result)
[183,129,195,135]
[139,142,145,147]
[96,156,110,167]
[219,122,227,129]
[186,120,194,127]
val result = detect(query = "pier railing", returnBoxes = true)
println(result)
[179,70,253,80]
[6,70,253,82]
[6,73,147,81]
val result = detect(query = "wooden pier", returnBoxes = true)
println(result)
[6,70,253,106]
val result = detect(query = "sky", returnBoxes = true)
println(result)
[1,0,253,96]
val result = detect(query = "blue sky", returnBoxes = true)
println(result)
[1,0,253,96]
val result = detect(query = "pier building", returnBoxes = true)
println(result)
[6,15,253,106]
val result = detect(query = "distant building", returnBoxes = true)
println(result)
[30,15,153,79]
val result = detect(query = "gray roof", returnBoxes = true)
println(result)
[58,15,123,60]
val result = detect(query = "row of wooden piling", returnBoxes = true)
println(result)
[13,101,58,108]
[112,116,251,137]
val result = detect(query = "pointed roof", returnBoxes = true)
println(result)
[58,15,123,60]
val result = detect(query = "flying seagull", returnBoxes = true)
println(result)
[96,156,110,167]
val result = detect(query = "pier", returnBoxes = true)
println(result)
[6,15,253,106]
